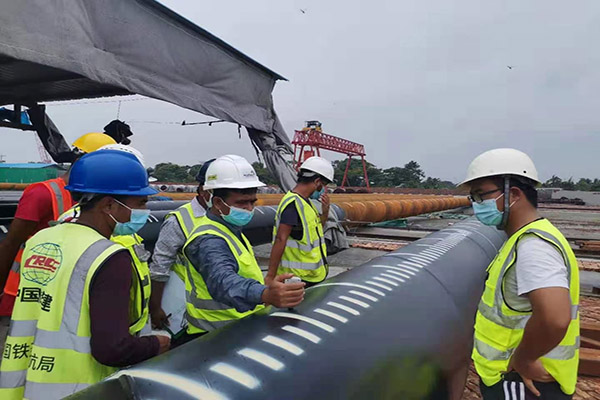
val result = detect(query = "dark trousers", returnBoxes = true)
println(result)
[479,373,572,400]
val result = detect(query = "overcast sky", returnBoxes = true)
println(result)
[2,0,599,183]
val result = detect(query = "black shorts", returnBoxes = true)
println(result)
[479,373,572,400]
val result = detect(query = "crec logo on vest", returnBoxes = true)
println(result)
[22,243,63,286]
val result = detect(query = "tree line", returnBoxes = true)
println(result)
[542,176,600,191]
[149,159,456,189]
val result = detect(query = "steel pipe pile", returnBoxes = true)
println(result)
[67,219,506,400]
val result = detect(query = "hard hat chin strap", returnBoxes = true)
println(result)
[498,177,510,231]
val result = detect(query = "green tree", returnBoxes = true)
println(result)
[381,161,425,188]
[152,163,194,182]
[543,175,563,188]
[251,162,278,185]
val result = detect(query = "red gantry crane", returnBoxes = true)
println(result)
[292,121,370,190]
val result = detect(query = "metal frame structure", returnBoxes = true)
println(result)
[292,123,370,190]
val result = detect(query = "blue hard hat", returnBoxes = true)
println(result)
[65,150,158,196]
[195,158,216,184]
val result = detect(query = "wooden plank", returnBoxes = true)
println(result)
[579,348,600,377]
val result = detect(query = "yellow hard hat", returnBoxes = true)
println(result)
[72,133,117,154]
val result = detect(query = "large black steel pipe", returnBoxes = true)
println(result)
[68,219,506,400]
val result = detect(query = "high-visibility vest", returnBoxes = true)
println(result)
[472,218,579,395]
[3,178,73,299]
[164,201,206,281]
[57,205,152,335]
[0,223,126,400]
[182,218,264,334]
[273,191,328,283]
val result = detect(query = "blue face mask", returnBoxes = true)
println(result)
[110,200,151,236]
[220,200,254,227]
[310,187,325,200]
[472,194,504,226]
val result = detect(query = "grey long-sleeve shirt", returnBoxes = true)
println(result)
[149,198,206,282]
[183,212,266,313]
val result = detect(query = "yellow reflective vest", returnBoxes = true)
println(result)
[472,218,579,395]
[182,218,264,334]
[273,191,328,283]
[57,205,151,335]
[0,223,125,400]
[165,201,206,281]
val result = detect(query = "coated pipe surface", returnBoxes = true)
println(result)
[67,219,506,400]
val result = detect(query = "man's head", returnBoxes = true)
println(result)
[460,148,540,229]
[203,155,265,226]
[66,150,158,237]
[297,156,334,198]
[195,158,216,207]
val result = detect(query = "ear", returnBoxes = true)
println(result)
[98,196,115,214]
[509,187,522,204]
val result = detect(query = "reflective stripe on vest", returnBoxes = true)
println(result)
[182,219,265,334]
[166,202,206,281]
[472,219,579,395]
[0,224,125,400]
[273,192,328,282]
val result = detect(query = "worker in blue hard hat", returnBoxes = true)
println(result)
[148,158,216,333]
[0,150,170,400]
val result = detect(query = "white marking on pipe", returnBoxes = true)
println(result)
[373,276,399,287]
[380,273,405,283]
[384,270,411,279]
[255,208,265,214]
[314,308,349,323]
[110,369,229,400]
[349,290,378,302]
[263,335,304,355]
[238,348,284,371]
[327,301,360,316]
[371,265,416,275]
[0,226,7,234]
[394,264,420,273]
[408,258,430,265]
[402,261,424,269]
[270,312,335,332]
[365,280,393,291]
[306,282,385,297]
[339,295,370,308]
[281,325,321,343]
[210,362,260,389]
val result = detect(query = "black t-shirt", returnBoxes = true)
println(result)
[279,195,309,241]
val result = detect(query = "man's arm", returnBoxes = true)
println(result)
[185,235,267,313]
[90,250,169,367]
[0,219,38,292]
[148,217,186,328]
[512,287,571,362]
[266,224,292,285]
[319,192,330,226]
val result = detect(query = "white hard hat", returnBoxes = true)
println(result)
[300,156,334,182]
[203,154,266,190]
[98,144,146,168]
[459,148,540,187]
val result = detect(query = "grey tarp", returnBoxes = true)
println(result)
[0,0,292,174]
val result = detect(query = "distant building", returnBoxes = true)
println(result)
[0,163,64,183]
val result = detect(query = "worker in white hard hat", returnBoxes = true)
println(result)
[460,149,579,399]
[177,155,305,346]
[266,156,333,287]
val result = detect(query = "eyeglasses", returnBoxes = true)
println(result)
[468,188,502,204]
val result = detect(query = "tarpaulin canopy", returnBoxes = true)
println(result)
[0,0,296,188]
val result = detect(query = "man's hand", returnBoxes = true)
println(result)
[155,334,171,354]
[264,274,275,286]
[150,307,170,330]
[506,356,554,397]
[262,273,305,308]
[320,192,330,215]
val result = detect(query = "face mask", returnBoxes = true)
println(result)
[205,191,213,209]
[109,200,151,236]
[310,186,325,200]
[219,199,254,227]
[472,194,504,226]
